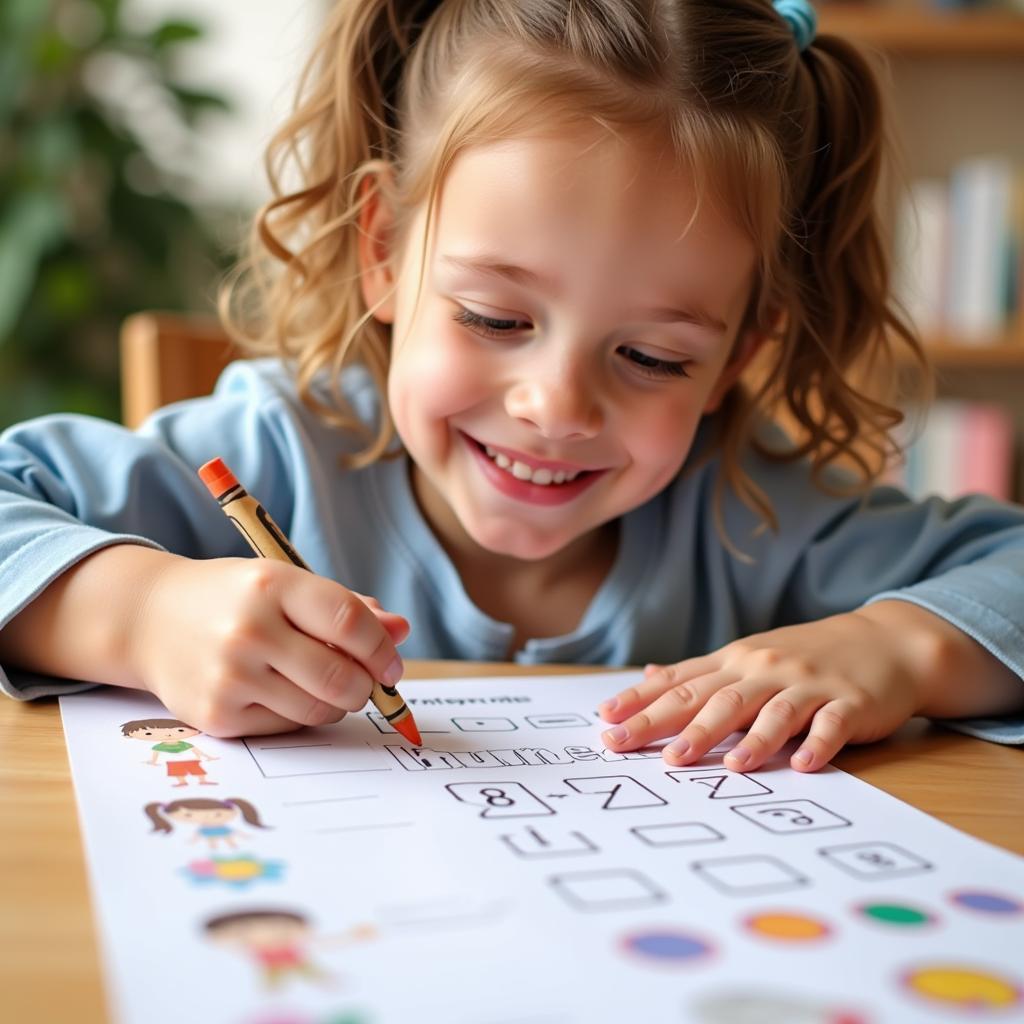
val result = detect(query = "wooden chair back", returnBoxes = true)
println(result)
[120,312,237,428]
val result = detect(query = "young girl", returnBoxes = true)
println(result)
[1,0,1022,776]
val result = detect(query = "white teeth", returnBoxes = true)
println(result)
[480,444,581,486]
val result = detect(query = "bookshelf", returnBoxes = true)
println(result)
[819,7,1024,56]
[819,2,1024,502]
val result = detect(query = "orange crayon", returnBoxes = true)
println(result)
[198,457,421,746]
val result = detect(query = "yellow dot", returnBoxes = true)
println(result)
[746,912,829,941]
[216,859,262,880]
[907,966,1020,1008]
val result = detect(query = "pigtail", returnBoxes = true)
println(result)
[229,798,270,830]
[221,1,440,467]
[144,803,173,834]
[757,31,929,487]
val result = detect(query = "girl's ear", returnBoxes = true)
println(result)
[357,172,398,324]
[702,327,768,414]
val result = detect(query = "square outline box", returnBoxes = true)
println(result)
[692,854,809,896]
[525,713,592,729]
[668,769,774,800]
[731,799,852,834]
[549,869,667,912]
[631,822,725,848]
[818,841,933,879]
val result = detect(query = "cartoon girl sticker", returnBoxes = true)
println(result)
[121,718,218,787]
[144,797,270,850]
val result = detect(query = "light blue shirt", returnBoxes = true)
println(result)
[2,359,1022,745]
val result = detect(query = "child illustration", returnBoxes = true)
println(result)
[1,1,1021,771]
[144,796,269,849]
[203,908,376,990]
[122,719,219,787]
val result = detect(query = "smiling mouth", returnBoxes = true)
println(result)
[470,438,596,487]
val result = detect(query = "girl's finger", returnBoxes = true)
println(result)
[660,678,777,765]
[601,669,743,751]
[192,699,300,738]
[232,702,315,735]
[598,655,724,722]
[350,591,411,644]
[279,576,405,687]
[265,624,375,713]
[247,667,351,729]
[790,699,858,772]
[723,690,820,771]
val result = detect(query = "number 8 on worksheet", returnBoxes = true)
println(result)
[446,782,555,818]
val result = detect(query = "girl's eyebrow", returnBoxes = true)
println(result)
[439,253,727,336]
[439,254,543,288]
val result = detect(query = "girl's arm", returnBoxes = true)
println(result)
[0,365,409,734]
[0,537,409,737]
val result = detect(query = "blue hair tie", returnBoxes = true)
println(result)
[773,0,817,52]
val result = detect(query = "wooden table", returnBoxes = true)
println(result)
[2,661,1022,1022]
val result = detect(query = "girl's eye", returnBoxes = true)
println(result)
[452,307,529,338]
[619,345,691,380]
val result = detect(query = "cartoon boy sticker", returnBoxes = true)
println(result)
[203,908,375,990]
[121,718,218,787]
[144,797,269,850]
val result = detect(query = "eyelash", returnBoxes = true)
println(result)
[452,308,523,336]
[451,307,691,380]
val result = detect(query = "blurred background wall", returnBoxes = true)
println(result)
[0,0,320,428]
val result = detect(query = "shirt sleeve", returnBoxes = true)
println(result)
[0,361,300,700]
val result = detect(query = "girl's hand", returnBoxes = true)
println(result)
[598,602,952,772]
[127,554,409,737]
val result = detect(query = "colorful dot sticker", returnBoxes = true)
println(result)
[902,964,1022,1012]
[744,911,832,943]
[856,901,935,928]
[183,854,285,888]
[620,928,714,965]
[950,890,1024,917]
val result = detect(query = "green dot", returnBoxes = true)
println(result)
[862,903,930,926]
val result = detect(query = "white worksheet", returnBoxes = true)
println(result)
[60,672,1024,1024]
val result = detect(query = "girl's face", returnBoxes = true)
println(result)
[379,127,758,564]
[170,806,234,825]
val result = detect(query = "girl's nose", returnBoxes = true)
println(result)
[504,368,602,440]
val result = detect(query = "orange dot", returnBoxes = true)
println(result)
[745,911,831,942]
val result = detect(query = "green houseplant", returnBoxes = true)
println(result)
[0,0,236,428]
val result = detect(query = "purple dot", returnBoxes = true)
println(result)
[951,890,1023,915]
[622,930,711,962]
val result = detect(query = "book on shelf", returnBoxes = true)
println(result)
[889,399,1016,501]
[894,156,1024,346]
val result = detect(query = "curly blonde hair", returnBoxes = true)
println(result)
[222,0,928,531]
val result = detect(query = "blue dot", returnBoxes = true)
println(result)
[623,931,711,961]
[952,890,1023,915]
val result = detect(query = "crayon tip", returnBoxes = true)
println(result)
[393,715,422,746]
[198,457,238,499]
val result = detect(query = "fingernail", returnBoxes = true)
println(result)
[643,663,659,675]
[726,745,751,766]
[382,655,404,687]
[598,699,618,715]
[665,738,690,758]
[793,747,813,766]
[603,725,629,744]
